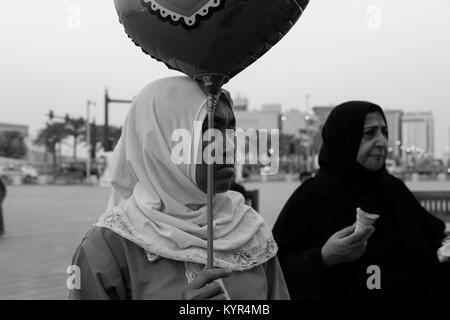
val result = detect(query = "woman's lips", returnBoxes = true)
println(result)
[370,155,385,161]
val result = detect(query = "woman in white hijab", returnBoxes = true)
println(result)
[69,77,289,300]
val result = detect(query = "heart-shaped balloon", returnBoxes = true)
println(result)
[114,0,309,84]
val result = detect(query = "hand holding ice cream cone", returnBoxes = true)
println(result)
[437,237,450,263]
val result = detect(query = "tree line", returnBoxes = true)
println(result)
[0,119,121,168]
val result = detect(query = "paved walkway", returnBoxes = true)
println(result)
[0,186,110,299]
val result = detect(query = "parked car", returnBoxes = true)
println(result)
[0,164,39,184]
[20,165,38,183]
[59,161,100,178]
[1,166,17,184]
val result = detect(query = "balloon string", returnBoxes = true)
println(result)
[206,95,216,269]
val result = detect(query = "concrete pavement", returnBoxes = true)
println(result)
[0,186,110,299]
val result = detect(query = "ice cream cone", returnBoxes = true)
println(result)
[355,207,379,234]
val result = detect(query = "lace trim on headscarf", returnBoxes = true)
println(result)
[95,207,277,271]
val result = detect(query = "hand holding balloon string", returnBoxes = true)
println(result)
[182,268,232,300]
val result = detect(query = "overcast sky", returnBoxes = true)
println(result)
[1,0,449,157]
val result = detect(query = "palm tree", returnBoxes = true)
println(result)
[34,122,68,167]
[80,122,122,159]
[64,117,86,161]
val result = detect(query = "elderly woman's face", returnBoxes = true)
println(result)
[356,112,388,171]
[195,98,236,193]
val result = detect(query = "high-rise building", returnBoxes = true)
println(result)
[233,106,281,167]
[281,110,307,138]
[401,111,434,160]
[446,127,450,167]
[233,95,249,112]
[261,104,282,113]
[384,110,403,160]
[234,104,281,130]
[312,105,334,126]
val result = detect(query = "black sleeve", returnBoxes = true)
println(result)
[395,178,450,297]
[414,202,450,298]
[396,177,446,250]
[272,180,325,299]
[274,246,325,299]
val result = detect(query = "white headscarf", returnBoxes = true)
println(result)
[96,76,277,271]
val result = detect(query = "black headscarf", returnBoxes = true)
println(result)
[315,101,388,213]
[316,102,424,279]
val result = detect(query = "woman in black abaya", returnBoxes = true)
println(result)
[273,101,449,299]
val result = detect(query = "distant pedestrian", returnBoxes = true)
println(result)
[0,177,6,236]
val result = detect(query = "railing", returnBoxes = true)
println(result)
[413,191,450,235]
[413,191,450,216]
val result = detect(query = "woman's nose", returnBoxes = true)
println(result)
[374,131,388,148]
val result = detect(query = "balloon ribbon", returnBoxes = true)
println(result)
[194,74,228,269]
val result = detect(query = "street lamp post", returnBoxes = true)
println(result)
[104,88,133,152]
[304,94,311,172]
[304,114,312,172]
[86,100,96,181]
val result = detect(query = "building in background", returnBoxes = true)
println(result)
[445,127,450,169]
[234,104,281,130]
[233,103,280,169]
[401,111,434,161]
[279,109,322,172]
[384,110,403,161]
[312,105,334,127]
[233,99,440,171]
[281,110,306,138]
[0,122,50,166]
[233,95,249,112]
[0,123,29,138]
[261,104,282,114]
